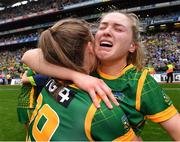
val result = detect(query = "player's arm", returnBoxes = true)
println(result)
[160,113,180,141]
[21,48,119,109]
[21,70,38,86]
[21,49,79,81]
[140,73,179,140]
[21,71,29,84]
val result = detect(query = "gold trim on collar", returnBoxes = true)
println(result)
[97,64,134,80]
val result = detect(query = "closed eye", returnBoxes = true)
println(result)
[98,23,107,30]
[114,24,126,32]
[98,26,106,30]
[115,28,123,32]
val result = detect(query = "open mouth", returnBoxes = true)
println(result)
[100,41,113,48]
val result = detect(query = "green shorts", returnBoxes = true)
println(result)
[17,108,34,124]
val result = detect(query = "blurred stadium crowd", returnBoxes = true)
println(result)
[0,0,179,84]
[0,0,87,21]
[142,31,179,71]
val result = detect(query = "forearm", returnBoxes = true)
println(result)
[21,48,78,81]
[33,60,79,81]
[160,113,180,140]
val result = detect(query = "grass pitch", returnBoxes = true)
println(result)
[0,83,179,141]
[0,85,26,141]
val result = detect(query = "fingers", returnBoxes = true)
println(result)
[99,80,119,106]
[89,90,101,108]
[74,74,119,109]
[95,86,113,109]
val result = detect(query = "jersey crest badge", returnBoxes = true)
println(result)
[113,91,125,101]
[121,115,130,131]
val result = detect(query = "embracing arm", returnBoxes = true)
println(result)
[21,71,29,84]
[160,113,180,141]
[21,49,79,81]
[21,49,119,108]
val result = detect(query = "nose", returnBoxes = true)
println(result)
[103,26,111,36]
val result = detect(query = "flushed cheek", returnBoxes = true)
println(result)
[121,35,133,44]
[95,47,103,58]
[95,31,101,37]
[95,46,100,56]
[95,42,100,51]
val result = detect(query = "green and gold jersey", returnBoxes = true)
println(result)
[17,69,36,108]
[92,64,178,135]
[28,79,135,141]
[17,68,49,124]
[17,68,49,109]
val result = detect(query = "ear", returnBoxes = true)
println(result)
[129,43,137,53]
[87,41,94,54]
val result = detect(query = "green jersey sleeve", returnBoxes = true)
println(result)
[140,73,178,122]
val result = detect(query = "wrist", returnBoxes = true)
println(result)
[70,71,80,82]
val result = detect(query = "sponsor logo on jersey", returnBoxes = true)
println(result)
[113,91,125,101]
[121,115,130,131]
[45,79,76,107]
[162,90,172,106]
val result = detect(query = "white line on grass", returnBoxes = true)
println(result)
[163,88,180,90]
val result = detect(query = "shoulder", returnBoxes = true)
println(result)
[124,67,146,80]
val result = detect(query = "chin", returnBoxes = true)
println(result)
[96,52,108,60]
[97,56,108,62]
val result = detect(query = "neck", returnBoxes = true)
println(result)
[99,60,127,76]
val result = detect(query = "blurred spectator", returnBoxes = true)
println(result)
[165,61,174,83]
[0,47,34,80]
[6,72,12,84]
[147,63,156,76]
[0,70,5,85]
[141,31,180,72]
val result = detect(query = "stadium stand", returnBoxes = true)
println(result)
[0,0,179,84]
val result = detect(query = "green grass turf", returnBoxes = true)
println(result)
[0,85,26,141]
[0,83,179,141]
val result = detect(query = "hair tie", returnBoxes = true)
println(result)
[48,28,53,34]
